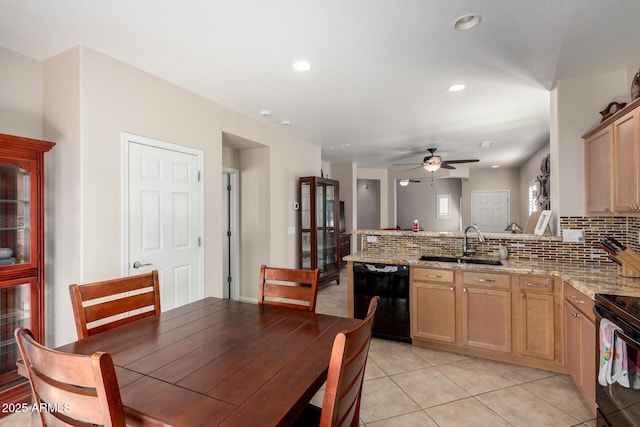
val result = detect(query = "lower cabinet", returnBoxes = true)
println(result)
[411,267,456,343]
[563,282,596,416]
[411,267,564,372]
[517,275,558,361]
[461,286,511,353]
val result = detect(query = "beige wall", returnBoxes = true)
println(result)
[550,69,627,230]
[37,46,320,346]
[0,46,42,138]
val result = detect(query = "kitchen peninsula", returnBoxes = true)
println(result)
[345,228,640,416]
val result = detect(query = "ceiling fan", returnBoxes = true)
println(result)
[398,148,479,172]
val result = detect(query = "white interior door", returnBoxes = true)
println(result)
[471,190,509,233]
[126,135,203,311]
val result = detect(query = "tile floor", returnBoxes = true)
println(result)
[315,274,597,427]
[1,272,597,427]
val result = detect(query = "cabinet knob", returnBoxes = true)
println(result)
[463,288,468,293]
[521,293,526,298]
[450,286,455,291]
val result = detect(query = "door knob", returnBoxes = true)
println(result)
[133,261,152,269]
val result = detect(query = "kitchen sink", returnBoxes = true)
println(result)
[419,255,502,266]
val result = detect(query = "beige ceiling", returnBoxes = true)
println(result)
[1,0,639,169]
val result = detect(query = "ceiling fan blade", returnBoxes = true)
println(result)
[442,159,479,164]
[392,163,424,166]
[404,165,425,171]
[440,164,456,170]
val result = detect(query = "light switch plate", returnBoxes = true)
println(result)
[562,229,585,243]
[287,226,295,235]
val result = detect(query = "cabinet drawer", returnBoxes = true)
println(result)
[412,267,454,283]
[563,282,595,323]
[461,271,510,289]
[519,275,555,294]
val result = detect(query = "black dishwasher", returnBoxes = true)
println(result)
[353,262,411,343]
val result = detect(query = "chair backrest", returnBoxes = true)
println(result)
[15,327,126,427]
[258,264,320,312]
[321,296,380,427]
[69,270,161,339]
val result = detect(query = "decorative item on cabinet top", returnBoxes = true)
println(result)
[599,101,627,122]
[632,69,640,101]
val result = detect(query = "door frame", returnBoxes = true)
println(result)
[121,132,205,286]
[222,167,240,300]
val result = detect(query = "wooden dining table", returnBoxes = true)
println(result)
[54,297,361,426]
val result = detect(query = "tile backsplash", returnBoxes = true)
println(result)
[358,216,640,266]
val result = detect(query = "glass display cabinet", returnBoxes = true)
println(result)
[0,134,54,410]
[298,176,340,286]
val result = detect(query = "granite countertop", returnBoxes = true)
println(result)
[344,252,640,299]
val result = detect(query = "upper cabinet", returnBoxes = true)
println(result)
[584,98,640,215]
[0,134,54,409]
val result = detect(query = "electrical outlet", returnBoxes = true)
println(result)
[287,226,295,235]
[366,236,378,243]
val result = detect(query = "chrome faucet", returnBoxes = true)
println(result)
[463,225,485,256]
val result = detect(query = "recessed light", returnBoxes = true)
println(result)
[453,13,481,31]
[292,60,311,71]
[492,165,500,168]
[281,120,291,126]
[259,110,271,117]
[448,83,466,92]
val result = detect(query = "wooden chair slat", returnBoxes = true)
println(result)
[258,265,320,312]
[69,271,161,339]
[15,327,127,427]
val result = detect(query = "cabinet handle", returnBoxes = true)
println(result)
[463,288,468,293]
[450,286,455,291]
[425,274,442,278]
[475,277,495,283]
[571,311,582,318]
[526,282,547,287]
[569,295,584,304]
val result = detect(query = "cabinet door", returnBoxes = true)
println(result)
[585,125,613,213]
[412,282,456,342]
[613,108,640,212]
[461,287,511,353]
[520,292,555,360]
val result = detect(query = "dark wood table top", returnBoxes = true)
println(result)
[56,297,360,427]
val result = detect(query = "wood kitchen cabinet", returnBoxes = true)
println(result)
[411,267,456,343]
[563,282,596,416]
[460,271,512,353]
[584,125,613,213]
[298,176,340,286]
[516,275,558,361]
[583,97,640,215]
[0,134,54,411]
[613,106,640,213]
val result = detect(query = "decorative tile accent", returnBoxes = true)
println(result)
[355,216,638,267]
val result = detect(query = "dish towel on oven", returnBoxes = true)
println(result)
[598,318,630,387]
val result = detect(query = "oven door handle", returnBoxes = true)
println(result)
[594,304,614,320]
[614,329,640,350]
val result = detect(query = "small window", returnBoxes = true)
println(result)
[436,193,451,220]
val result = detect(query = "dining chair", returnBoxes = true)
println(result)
[294,296,380,427]
[69,270,161,339]
[258,264,321,311]
[14,327,127,427]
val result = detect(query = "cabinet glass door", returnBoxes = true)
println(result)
[0,163,32,266]
[0,280,34,391]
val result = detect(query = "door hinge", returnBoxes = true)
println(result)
[227,276,232,284]
[227,183,231,192]
[227,230,232,237]
[198,237,202,247]
[198,171,201,181]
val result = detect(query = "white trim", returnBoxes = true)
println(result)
[121,132,205,293]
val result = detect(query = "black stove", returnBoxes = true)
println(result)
[595,293,640,427]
